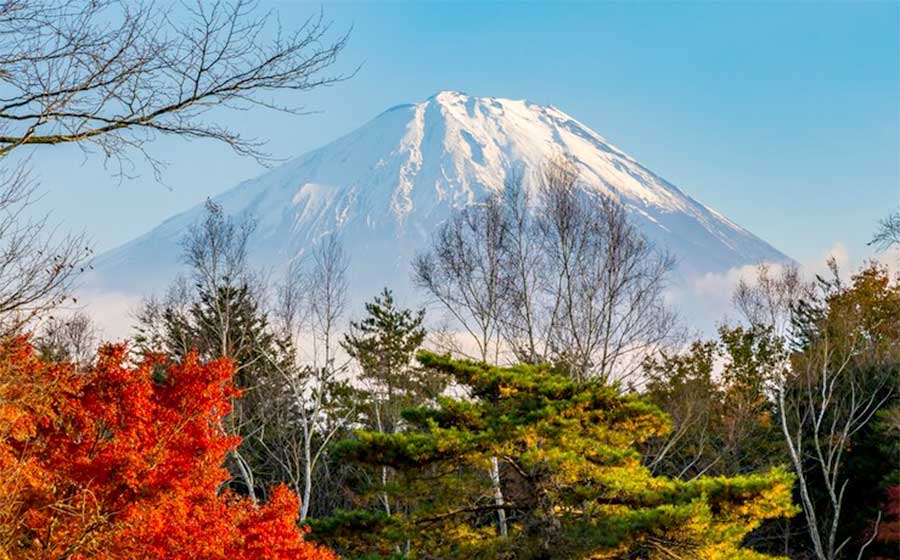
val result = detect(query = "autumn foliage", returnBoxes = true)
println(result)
[0,337,337,560]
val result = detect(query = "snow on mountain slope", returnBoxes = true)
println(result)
[89,91,790,307]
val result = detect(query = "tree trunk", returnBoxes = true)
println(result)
[490,456,508,537]
[300,442,313,521]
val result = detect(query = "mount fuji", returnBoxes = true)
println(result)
[89,91,790,308]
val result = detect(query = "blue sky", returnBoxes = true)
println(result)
[24,1,899,268]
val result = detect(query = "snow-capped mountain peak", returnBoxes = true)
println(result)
[90,92,789,303]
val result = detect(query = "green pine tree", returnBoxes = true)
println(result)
[342,288,444,435]
[339,289,447,526]
[317,353,796,560]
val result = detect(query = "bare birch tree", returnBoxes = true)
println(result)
[496,168,545,364]
[733,262,806,339]
[260,234,353,521]
[187,200,264,500]
[135,200,271,501]
[529,158,677,383]
[776,264,897,560]
[413,194,509,363]
[491,158,678,383]
[738,261,899,560]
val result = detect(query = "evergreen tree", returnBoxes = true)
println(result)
[132,202,296,500]
[135,278,290,499]
[316,353,796,559]
[340,289,446,523]
[342,288,443,434]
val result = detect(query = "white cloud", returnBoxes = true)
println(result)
[73,241,899,345]
[883,245,900,276]
[668,240,880,338]
[809,242,849,276]
[74,290,142,341]
[667,263,773,337]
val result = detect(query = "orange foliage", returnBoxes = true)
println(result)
[0,337,337,560]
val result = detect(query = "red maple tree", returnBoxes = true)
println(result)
[0,337,337,560]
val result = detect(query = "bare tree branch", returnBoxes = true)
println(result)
[0,163,91,333]
[870,210,900,253]
[0,0,352,177]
